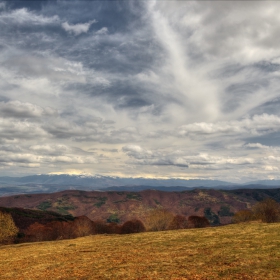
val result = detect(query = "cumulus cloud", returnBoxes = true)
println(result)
[0,118,48,140]
[122,146,189,168]
[122,145,257,170]
[29,144,72,156]
[245,143,270,149]
[0,142,97,173]
[178,114,280,138]
[0,100,56,119]
[62,20,96,35]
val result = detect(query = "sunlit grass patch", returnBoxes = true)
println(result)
[1,222,280,279]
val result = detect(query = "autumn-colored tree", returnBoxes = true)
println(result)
[188,216,210,228]
[47,220,72,240]
[23,222,53,242]
[232,209,255,223]
[92,220,120,234]
[92,220,108,234]
[168,215,188,230]
[144,208,174,231]
[120,219,146,234]
[72,216,95,237]
[106,222,121,234]
[252,198,280,223]
[0,211,19,244]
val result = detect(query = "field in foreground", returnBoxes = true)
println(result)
[1,223,280,279]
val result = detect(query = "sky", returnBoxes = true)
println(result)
[0,0,280,182]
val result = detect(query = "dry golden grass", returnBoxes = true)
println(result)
[1,222,280,279]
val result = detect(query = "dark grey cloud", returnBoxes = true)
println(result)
[254,61,280,73]
[245,132,280,147]
[0,95,9,102]
[249,97,280,116]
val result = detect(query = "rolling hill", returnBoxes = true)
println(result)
[0,188,280,225]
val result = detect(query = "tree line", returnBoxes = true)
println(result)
[1,198,279,244]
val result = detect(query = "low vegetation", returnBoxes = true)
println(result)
[233,198,280,224]
[218,205,234,217]
[204,207,220,225]
[1,222,280,279]
[93,197,107,208]
[144,208,174,231]
[232,209,255,223]
[253,198,280,223]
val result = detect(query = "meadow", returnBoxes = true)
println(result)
[1,222,280,279]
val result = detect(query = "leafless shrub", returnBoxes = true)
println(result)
[144,208,174,231]
[232,209,255,223]
[72,216,95,237]
[253,198,280,223]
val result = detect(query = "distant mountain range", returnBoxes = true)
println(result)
[0,174,279,196]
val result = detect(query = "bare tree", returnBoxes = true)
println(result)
[144,208,174,231]
[232,209,255,223]
[253,198,280,223]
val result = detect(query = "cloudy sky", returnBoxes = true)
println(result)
[1,0,280,182]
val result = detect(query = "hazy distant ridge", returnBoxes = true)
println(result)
[0,174,279,196]
[0,174,233,188]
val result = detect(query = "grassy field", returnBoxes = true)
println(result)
[1,222,280,279]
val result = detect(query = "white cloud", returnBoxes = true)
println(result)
[0,142,97,170]
[96,27,108,35]
[29,144,71,156]
[0,100,56,118]
[0,118,48,140]
[0,8,59,25]
[0,151,96,165]
[146,1,221,122]
[178,114,280,138]
[155,1,280,63]
[62,20,96,36]
[245,143,269,149]
[142,0,280,125]
[266,156,280,163]
[122,145,256,170]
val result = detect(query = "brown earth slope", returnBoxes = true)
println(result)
[0,188,279,225]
